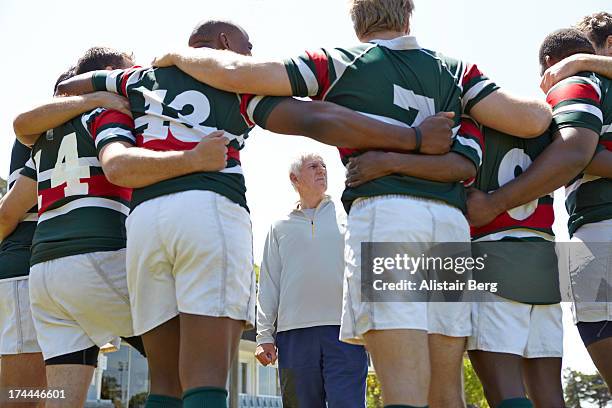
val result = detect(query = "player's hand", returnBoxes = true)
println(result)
[466,187,504,228]
[185,131,229,172]
[92,92,132,118]
[540,54,584,93]
[346,152,395,188]
[151,52,178,68]
[255,343,278,366]
[418,111,455,155]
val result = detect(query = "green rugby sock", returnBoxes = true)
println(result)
[183,386,228,408]
[497,398,533,408]
[145,394,182,408]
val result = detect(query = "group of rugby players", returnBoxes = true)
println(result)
[0,0,611,407]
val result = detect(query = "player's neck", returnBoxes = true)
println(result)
[360,30,408,43]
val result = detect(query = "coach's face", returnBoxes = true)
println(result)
[296,158,327,195]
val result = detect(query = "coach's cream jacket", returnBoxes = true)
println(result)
[256,196,346,345]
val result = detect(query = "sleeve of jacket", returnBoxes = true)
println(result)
[256,224,283,345]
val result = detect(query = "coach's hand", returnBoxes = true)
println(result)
[418,111,455,155]
[185,131,229,172]
[466,188,504,228]
[540,54,585,93]
[346,151,395,187]
[255,343,278,366]
[93,92,132,118]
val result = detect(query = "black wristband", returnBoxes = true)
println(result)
[414,126,422,153]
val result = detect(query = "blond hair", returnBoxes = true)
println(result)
[348,0,415,39]
[575,12,612,49]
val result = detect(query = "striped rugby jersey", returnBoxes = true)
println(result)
[21,109,136,266]
[91,66,282,211]
[278,36,498,212]
[469,124,559,304]
[548,73,611,235]
[0,141,38,280]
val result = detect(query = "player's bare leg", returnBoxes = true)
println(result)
[521,357,564,408]
[179,314,243,389]
[468,351,526,408]
[45,365,94,408]
[428,334,466,408]
[363,329,430,406]
[0,353,46,408]
[586,338,612,390]
[142,316,182,398]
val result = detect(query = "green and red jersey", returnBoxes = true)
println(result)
[279,36,498,212]
[468,122,558,304]
[0,141,38,280]
[91,66,282,211]
[21,109,135,266]
[547,73,611,235]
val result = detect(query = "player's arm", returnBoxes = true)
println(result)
[0,175,37,240]
[152,48,292,95]
[255,226,281,366]
[55,72,97,96]
[13,93,131,146]
[470,90,552,138]
[584,147,612,178]
[541,54,612,93]
[259,97,455,154]
[99,134,229,188]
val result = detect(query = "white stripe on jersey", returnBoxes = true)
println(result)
[105,70,123,94]
[246,96,264,125]
[38,197,129,223]
[601,123,612,135]
[462,79,494,110]
[356,111,410,127]
[293,58,319,97]
[8,168,21,186]
[80,108,105,133]
[548,76,602,100]
[95,128,136,148]
[553,103,603,123]
[473,229,554,242]
[37,157,101,182]
[456,134,483,166]
[324,44,377,100]
[565,174,601,198]
[220,165,243,175]
[327,48,350,82]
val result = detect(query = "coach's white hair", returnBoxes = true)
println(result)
[289,153,325,190]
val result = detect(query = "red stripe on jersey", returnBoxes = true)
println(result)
[38,176,131,214]
[338,147,360,161]
[305,50,330,99]
[547,82,600,107]
[89,110,135,142]
[137,129,197,151]
[459,118,484,151]
[240,94,256,127]
[470,203,554,237]
[120,66,142,96]
[462,64,484,87]
[601,140,612,151]
[227,146,240,162]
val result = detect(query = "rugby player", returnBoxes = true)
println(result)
[54,21,459,408]
[463,28,611,396]
[11,50,154,408]
[0,139,45,407]
[149,2,553,407]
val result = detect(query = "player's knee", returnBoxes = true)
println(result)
[45,345,100,366]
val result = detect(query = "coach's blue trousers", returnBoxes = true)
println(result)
[276,325,368,408]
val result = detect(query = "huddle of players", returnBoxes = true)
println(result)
[0,1,610,407]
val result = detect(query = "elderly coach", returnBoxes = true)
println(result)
[255,153,368,407]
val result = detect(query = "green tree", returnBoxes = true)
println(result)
[129,392,148,408]
[0,177,6,197]
[564,369,585,408]
[564,368,611,408]
[366,373,383,408]
[464,357,489,408]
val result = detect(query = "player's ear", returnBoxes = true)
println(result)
[544,55,552,69]
[219,32,231,51]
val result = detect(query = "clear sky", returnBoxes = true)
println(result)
[1,0,609,376]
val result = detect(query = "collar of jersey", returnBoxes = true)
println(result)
[369,35,421,51]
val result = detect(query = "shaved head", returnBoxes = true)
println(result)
[188,20,252,55]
